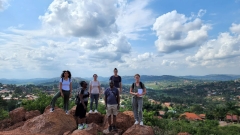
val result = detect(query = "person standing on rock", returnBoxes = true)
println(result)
[75,81,89,130]
[109,68,122,94]
[129,74,147,126]
[50,70,72,114]
[104,81,120,132]
[89,74,101,113]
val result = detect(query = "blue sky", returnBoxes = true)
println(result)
[0,0,240,79]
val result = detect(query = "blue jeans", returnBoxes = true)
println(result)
[90,94,99,110]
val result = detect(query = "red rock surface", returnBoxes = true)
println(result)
[86,113,104,125]
[25,110,41,120]
[72,123,101,135]
[21,107,77,135]
[9,107,26,124]
[103,111,135,132]
[123,124,154,135]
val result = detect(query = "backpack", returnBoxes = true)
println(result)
[131,82,144,89]
[75,91,80,105]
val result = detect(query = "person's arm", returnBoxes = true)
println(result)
[119,76,122,93]
[104,90,107,108]
[89,81,92,95]
[79,90,86,109]
[69,82,72,97]
[119,82,122,93]
[59,81,63,97]
[117,89,120,105]
[129,84,138,96]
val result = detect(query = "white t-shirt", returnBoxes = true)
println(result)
[59,78,71,91]
[90,80,100,94]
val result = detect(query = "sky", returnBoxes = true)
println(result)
[0,0,240,79]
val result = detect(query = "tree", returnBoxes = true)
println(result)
[225,102,239,122]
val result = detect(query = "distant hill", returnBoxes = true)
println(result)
[1,74,239,85]
[180,74,240,81]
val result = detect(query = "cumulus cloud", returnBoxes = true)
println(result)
[186,24,240,67]
[39,0,118,38]
[116,0,155,40]
[162,60,177,67]
[153,10,210,53]
[230,23,240,34]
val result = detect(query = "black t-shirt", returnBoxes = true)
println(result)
[109,75,121,88]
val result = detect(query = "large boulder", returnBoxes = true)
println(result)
[0,118,11,130]
[123,124,154,135]
[103,111,135,132]
[21,107,77,135]
[9,107,26,124]
[71,123,101,135]
[87,113,104,125]
[25,110,41,120]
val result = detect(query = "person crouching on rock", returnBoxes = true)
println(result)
[50,70,72,114]
[104,81,120,132]
[75,81,89,130]
[129,74,147,126]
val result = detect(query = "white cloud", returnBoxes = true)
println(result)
[230,23,240,34]
[186,24,240,67]
[116,0,155,40]
[0,0,9,11]
[197,9,206,17]
[39,0,118,38]
[162,60,177,67]
[153,10,210,53]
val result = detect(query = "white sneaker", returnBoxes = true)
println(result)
[94,110,98,113]
[50,108,54,113]
[65,110,69,115]
[89,110,93,113]
[134,121,139,124]
[78,124,83,130]
[140,121,143,126]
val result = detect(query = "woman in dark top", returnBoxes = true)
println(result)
[109,68,122,94]
[75,81,89,130]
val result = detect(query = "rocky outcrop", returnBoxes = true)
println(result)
[87,112,104,125]
[123,124,154,135]
[0,106,154,135]
[9,107,26,124]
[25,110,41,120]
[21,107,77,135]
[103,111,135,132]
[72,123,101,135]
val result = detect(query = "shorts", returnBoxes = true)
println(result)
[106,104,118,116]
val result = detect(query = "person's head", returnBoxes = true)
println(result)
[93,74,98,80]
[61,70,71,78]
[134,74,140,82]
[80,81,88,88]
[109,81,114,88]
[113,68,118,75]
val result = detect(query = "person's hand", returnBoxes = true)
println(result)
[117,105,120,110]
[105,105,107,109]
[84,105,87,110]
[61,92,64,97]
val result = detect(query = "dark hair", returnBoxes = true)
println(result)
[93,74,98,77]
[80,81,86,87]
[61,70,72,78]
[114,68,118,71]
[109,80,114,84]
[134,74,140,77]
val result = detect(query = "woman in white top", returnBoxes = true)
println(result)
[89,74,101,113]
[50,70,72,114]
